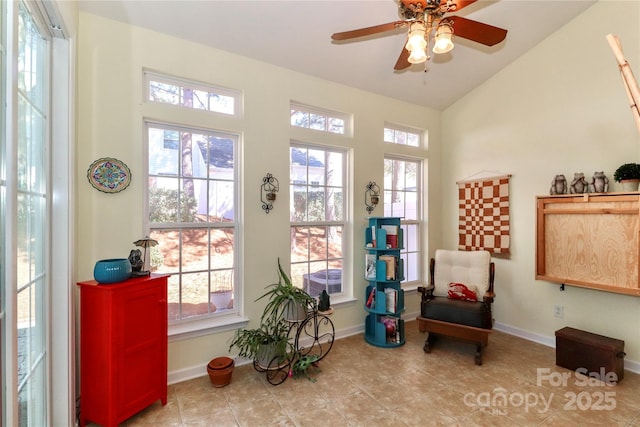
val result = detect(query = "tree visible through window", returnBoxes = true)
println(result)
[290,144,346,297]
[146,122,238,322]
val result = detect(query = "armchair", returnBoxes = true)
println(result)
[416,249,495,365]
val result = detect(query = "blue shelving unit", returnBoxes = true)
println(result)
[364,217,405,347]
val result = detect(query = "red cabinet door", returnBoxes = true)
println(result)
[78,275,168,427]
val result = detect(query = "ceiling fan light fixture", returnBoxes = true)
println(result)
[405,22,428,64]
[408,48,428,64]
[433,23,454,54]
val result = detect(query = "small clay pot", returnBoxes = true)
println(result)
[207,357,234,388]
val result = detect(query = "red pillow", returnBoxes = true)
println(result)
[448,282,478,302]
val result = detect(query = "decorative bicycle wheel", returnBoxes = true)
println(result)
[295,313,335,362]
[253,353,291,385]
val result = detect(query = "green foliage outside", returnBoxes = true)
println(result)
[148,187,198,223]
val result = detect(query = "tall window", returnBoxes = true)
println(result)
[146,122,238,324]
[10,2,50,426]
[290,143,346,297]
[384,157,421,285]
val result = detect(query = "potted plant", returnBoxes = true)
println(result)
[228,315,292,369]
[614,163,640,191]
[258,258,316,322]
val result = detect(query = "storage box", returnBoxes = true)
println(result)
[555,327,625,382]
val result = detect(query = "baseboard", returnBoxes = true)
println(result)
[494,321,640,375]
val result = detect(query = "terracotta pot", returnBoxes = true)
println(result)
[207,357,234,387]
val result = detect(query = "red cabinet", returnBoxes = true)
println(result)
[77,274,169,427]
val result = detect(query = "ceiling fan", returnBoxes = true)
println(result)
[331,0,508,70]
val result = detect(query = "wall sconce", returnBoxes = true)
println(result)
[365,181,380,214]
[261,173,279,214]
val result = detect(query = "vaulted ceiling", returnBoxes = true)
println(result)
[77,0,597,110]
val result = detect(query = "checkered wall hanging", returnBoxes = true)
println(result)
[457,174,511,255]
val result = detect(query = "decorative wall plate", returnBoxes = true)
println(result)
[87,157,132,193]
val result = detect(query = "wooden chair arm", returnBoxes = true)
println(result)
[417,285,435,302]
[483,291,495,304]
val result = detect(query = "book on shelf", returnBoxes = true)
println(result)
[380,225,399,248]
[379,255,397,280]
[365,254,377,280]
[371,225,377,248]
[380,316,401,344]
[365,286,376,308]
[384,287,398,313]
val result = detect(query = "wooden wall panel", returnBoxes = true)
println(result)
[536,193,640,296]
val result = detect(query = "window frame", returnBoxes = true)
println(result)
[289,141,350,300]
[384,122,423,148]
[290,101,352,137]
[144,119,243,336]
[383,155,423,289]
[144,70,242,118]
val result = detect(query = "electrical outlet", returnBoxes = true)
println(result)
[554,304,564,319]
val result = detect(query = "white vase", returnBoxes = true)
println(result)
[210,290,233,310]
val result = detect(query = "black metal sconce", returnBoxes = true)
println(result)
[365,181,380,214]
[261,173,279,214]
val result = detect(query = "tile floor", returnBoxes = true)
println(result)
[92,320,640,426]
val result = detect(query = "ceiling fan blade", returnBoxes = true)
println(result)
[394,46,411,71]
[331,21,406,41]
[442,0,478,12]
[448,16,507,46]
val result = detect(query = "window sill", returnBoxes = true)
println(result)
[168,313,249,343]
[326,295,358,308]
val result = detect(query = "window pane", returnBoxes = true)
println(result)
[180,228,208,272]
[150,229,179,273]
[179,271,211,320]
[308,149,326,185]
[210,228,234,270]
[405,224,418,252]
[328,117,344,134]
[326,151,343,187]
[308,227,327,261]
[149,81,180,104]
[308,187,325,221]
[309,113,325,131]
[149,127,179,175]
[290,110,308,127]
[405,191,417,220]
[291,185,307,222]
[291,226,309,263]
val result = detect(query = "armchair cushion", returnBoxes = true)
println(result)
[433,250,491,298]
[421,296,491,329]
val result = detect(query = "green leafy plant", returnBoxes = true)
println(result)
[228,259,315,365]
[613,163,640,182]
[227,315,292,363]
[257,258,316,323]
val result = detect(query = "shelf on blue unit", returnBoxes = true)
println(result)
[364,314,405,348]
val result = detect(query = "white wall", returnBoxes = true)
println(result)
[75,12,441,378]
[443,1,640,362]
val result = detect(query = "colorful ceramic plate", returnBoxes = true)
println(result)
[87,157,132,193]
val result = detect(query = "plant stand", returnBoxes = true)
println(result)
[253,309,335,385]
